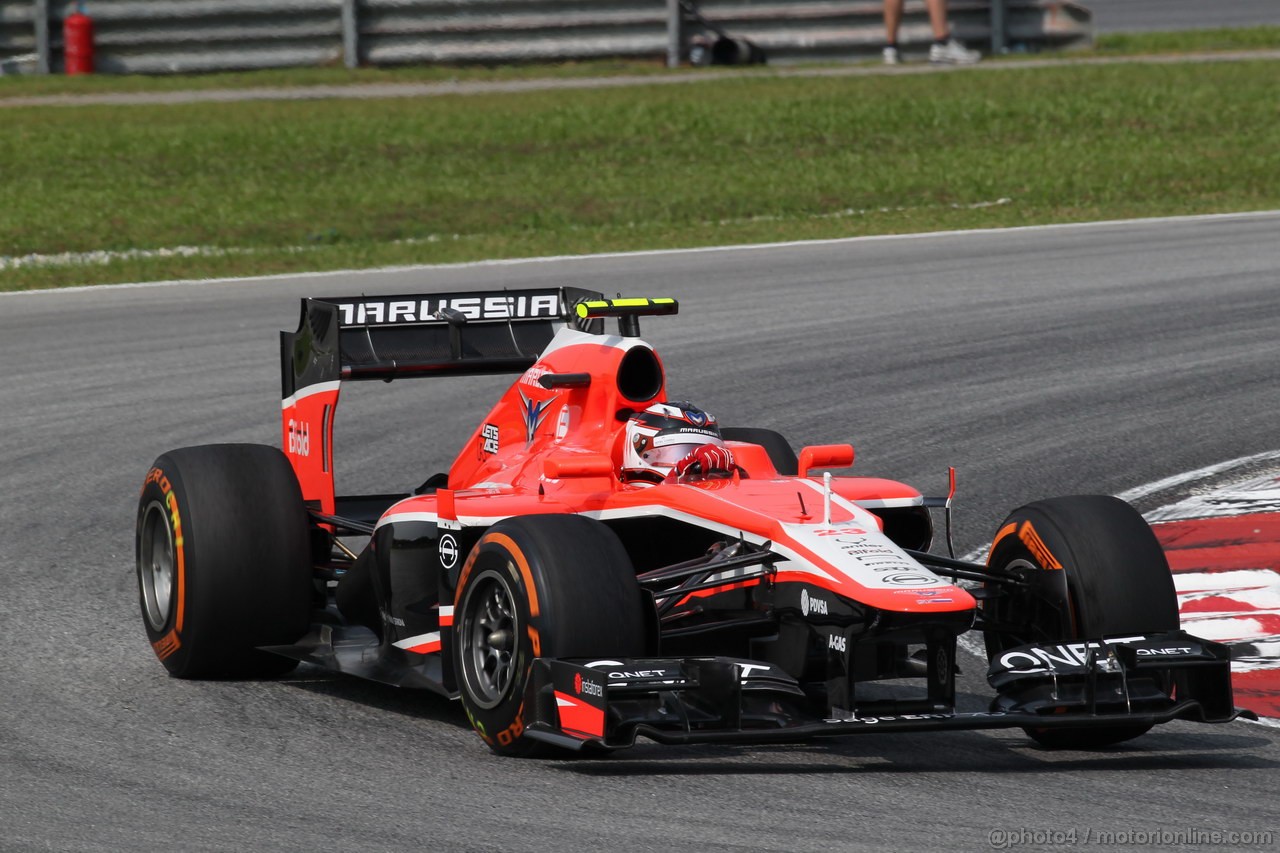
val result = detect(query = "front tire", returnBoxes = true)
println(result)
[453,515,649,756]
[136,444,312,678]
[983,495,1179,748]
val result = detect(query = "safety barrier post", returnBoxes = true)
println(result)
[341,0,359,69]
[666,0,682,68]
[990,0,1006,54]
[34,0,50,73]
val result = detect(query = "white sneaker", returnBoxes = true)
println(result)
[929,38,980,65]
[882,46,900,65]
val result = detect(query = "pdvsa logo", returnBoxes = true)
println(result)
[800,588,829,615]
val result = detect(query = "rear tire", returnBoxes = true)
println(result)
[135,444,312,678]
[453,515,649,756]
[983,495,1179,748]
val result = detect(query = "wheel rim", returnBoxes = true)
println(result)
[139,501,175,633]
[985,557,1072,656]
[458,568,520,710]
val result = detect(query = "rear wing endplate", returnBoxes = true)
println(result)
[279,286,602,513]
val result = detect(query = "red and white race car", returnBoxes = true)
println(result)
[135,288,1252,755]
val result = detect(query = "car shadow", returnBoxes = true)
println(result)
[274,666,1277,772]
[550,727,1278,776]
[280,664,472,730]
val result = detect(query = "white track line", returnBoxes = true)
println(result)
[1116,450,1280,504]
[0,244,258,271]
[1,197,1015,273]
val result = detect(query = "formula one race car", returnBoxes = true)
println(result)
[135,288,1253,755]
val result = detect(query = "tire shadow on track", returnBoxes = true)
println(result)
[280,666,473,730]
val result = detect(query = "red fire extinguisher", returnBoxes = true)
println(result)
[64,4,95,75]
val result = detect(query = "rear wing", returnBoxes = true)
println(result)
[281,286,606,397]
[280,286,603,513]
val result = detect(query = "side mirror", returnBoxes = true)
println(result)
[797,444,855,478]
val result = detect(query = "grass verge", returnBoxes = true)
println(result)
[3,55,1279,290]
[1093,25,1280,54]
[1,26,1276,100]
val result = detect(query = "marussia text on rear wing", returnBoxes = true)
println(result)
[281,286,608,396]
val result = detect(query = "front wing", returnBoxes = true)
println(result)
[522,632,1253,751]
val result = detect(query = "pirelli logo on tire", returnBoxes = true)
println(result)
[142,465,187,659]
[152,631,181,660]
[991,519,1063,570]
[1018,521,1062,569]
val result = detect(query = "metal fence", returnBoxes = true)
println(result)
[0,0,1092,75]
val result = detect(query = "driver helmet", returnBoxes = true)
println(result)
[622,401,724,483]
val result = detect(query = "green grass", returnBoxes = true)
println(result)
[1094,25,1280,54]
[3,56,1279,290]
[1,26,1276,102]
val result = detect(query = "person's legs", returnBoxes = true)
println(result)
[922,0,981,63]
[923,0,949,40]
[882,0,904,63]
[883,0,904,44]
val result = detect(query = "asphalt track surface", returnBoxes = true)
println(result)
[4,213,1280,851]
[1087,0,1279,33]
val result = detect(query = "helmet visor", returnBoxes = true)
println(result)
[639,441,713,470]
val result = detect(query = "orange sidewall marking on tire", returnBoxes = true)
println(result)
[456,531,543,657]
[152,630,181,660]
[483,533,540,618]
[165,489,187,632]
[988,522,1018,563]
[145,466,187,637]
[1018,521,1062,569]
